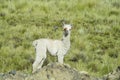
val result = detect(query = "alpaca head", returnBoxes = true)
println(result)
[63,24,72,37]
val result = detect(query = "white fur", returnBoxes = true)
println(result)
[32,24,72,73]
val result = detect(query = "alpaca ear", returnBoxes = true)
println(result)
[60,19,66,27]
[62,22,65,27]
[70,24,72,27]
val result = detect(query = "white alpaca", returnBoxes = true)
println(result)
[32,24,72,73]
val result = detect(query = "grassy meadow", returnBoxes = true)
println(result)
[0,0,120,76]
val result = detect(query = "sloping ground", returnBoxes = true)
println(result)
[0,63,120,80]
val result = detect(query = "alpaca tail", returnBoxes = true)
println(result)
[33,40,38,47]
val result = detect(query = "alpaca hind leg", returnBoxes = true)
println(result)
[32,60,39,73]
[37,47,47,70]
[32,45,47,73]
[32,56,44,73]
[37,57,46,70]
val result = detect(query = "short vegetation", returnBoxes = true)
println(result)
[0,0,120,77]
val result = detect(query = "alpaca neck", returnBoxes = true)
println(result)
[62,32,71,49]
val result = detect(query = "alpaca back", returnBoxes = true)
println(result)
[33,39,63,56]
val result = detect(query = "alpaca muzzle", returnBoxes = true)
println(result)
[64,29,69,37]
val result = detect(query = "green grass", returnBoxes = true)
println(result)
[0,0,120,76]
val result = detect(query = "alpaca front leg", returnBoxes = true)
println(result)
[58,55,64,64]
